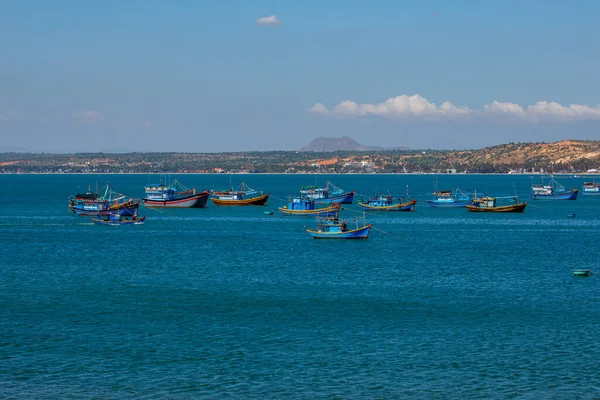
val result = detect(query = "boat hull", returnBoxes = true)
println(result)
[466,202,527,213]
[426,199,472,208]
[312,191,355,205]
[582,189,600,196]
[279,205,340,217]
[307,225,372,239]
[531,189,578,200]
[143,192,209,208]
[71,201,140,216]
[211,193,270,206]
[358,199,416,211]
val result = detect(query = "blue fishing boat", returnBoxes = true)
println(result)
[426,189,473,207]
[69,184,139,216]
[582,182,600,195]
[358,195,416,211]
[279,197,340,217]
[92,213,146,226]
[300,182,355,204]
[143,179,209,208]
[306,217,372,239]
[531,176,578,200]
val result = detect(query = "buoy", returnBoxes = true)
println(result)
[573,269,591,277]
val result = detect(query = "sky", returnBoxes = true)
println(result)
[1,0,600,153]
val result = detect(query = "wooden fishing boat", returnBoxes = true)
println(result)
[358,196,416,211]
[92,213,146,226]
[143,179,209,208]
[279,198,340,217]
[466,197,527,213]
[307,217,372,239]
[69,184,139,216]
[210,182,269,206]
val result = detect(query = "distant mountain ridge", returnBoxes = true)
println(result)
[299,136,408,152]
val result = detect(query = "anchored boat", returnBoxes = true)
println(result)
[358,195,416,211]
[279,197,340,217]
[426,188,473,207]
[143,179,209,208]
[300,181,355,204]
[306,217,372,239]
[211,182,269,206]
[92,213,146,226]
[69,184,139,216]
[582,182,600,195]
[531,176,578,200]
[466,196,527,213]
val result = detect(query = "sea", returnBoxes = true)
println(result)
[1,174,599,399]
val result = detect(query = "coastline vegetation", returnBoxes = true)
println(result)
[1,140,599,174]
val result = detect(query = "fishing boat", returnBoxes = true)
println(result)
[92,213,146,226]
[426,188,473,207]
[531,176,578,200]
[143,179,209,208]
[69,184,139,216]
[210,182,269,206]
[279,197,341,217]
[300,181,355,204]
[465,196,527,213]
[358,195,416,211]
[306,217,372,239]
[582,182,600,195]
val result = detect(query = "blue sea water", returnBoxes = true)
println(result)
[1,174,599,399]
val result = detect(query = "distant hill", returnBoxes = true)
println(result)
[300,136,405,152]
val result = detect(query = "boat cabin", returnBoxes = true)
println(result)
[471,197,497,208]
[288,197,316,211]
[365,195,394,207]
[531,184,553,195]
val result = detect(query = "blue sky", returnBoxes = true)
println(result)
[1,0,599,152]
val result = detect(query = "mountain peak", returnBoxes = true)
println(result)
[299,137,384,152]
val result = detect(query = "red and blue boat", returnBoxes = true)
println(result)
[143,179,209,208]
[69,184,139,216]
[279,197,340,217]
[306,217,372,239]
[300,182,354,204]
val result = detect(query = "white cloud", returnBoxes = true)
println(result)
[72,110,104,124]
[309,95,600,121]
[309,94,470,118]
[256,15,281,26]
[143,121,153,128]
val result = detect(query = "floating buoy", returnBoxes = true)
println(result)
[573,269,591,277]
